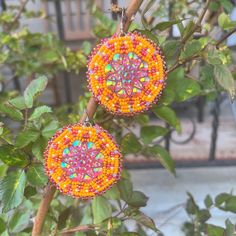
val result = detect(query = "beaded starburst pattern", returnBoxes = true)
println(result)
[87,32,167,116]
[44,123,122,199]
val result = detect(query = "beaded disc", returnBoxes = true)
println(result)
[44,123,122,199]
[87,32,167,116]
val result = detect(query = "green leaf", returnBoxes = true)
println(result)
[135,114,150,126]
[32,137,47,160]
[103,185,120,200]
[182,40,202,58]
[81,41,91,55]
[175,78,201,102]
[145,145,175,175]
[214,64,235,99]
[0,145,29,167]
[121,133,142,154]
[117,178,133,202]
[225,219,234,236]
[9,96,26,110]
[162,40,181,65]
[153,106,181,133]
[26,163,48,187]
[218,12,236,30]
[130,210,158,232]
[121,233,139,236]
[29,105,52,121]
[152,19,185,31]
[158,86,175,106]
[220,0,233,13]
[40,51,58,63]
[9,209,31,233]
[0,218,5,234]
[204,195,213,209]
[197,209,211,223]
[15,130,40,148]
[207,224,225,236]
[127,191,149,208]
[0,102,23,121]
[42,120,59,139]
[91,196,112,224]
[186,192,199,215]
[140,126,168,144]
[215,193,231,207]
[0,170,26,212]
[182,20,195,39]
[24,76,48,108]
[24,185,37,198]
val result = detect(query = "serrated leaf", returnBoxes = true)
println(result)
[15,130,40,148]
[214,64,235,100]
[145,145,175,175]
[42,120,59,139]
[0,145,29,167]
[26,163,48,186]
[140,126,168,144]
[121,133,142,154]
[91,196,112,224]
[0,170,26,212]
[9,96,26,110]
[153,106,181,133]
[24,76,48,108]
[130,210,158,232]
[0,102,23,121]
[29,105,52,121]
[127,191,149,208]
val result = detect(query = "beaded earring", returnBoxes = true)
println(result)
[44,122,122,199]
[87,31,167,116]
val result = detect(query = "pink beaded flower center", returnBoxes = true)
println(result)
[61,140,103,182]
[105,53,150,97]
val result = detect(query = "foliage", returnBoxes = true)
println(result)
[183,192,236,236]
[0,0,235,235]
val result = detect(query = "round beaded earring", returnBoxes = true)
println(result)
[44,123,122,199]
[87,32,167,116]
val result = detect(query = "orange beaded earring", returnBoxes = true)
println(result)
[44,122,122,199]
[87,25,167,116]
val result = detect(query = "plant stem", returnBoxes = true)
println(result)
[215,27,236,48]
[31,1,144,235]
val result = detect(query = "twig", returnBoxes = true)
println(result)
[167,55,200,74]
[12,0,29,24]
[215,27,236,48]
[31,1,144,235]
[182,0,211,44]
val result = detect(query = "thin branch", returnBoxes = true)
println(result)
[12,0,29,23]
[167,55,200,74]
[215,27,236,48]
[182,0,211,44]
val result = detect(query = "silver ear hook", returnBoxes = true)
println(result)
[83,109,92,127]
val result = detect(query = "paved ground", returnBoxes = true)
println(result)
[130,167,236,236]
